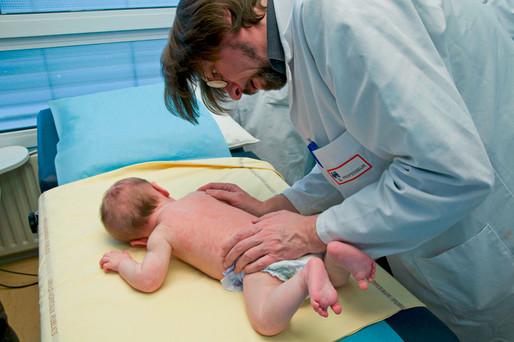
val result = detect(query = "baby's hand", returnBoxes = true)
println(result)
[99,250,132,273]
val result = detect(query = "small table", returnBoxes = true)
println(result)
[0,145,30,203]
[0,145,29,175]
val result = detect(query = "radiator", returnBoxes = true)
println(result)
[0,153,40,261]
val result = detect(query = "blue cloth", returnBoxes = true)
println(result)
[339,321,403,342]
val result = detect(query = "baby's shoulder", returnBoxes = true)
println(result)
[178,191,222,208]
[182,190,211,201]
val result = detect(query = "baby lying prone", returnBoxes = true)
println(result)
[99,177,376,336]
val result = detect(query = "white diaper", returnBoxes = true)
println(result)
[220,254,321,292]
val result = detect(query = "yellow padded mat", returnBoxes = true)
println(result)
[38,158,424,341]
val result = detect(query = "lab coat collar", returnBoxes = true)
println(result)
[269,0,295,63]
[266,0,286,74]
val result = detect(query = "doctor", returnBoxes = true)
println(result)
[161,0,514,340]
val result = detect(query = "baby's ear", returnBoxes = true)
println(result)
[151,182,170,197]
[130,238,148,247]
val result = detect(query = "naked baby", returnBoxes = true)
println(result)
[99,177,376,336]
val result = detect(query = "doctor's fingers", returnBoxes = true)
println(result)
[222,224,263,267]
[206,190,263,216]
[240,255,277,275]
[252,211,283,223]
[204,189,245,207]
[232,244,278,274]
[234,238,298,274]
[197,182,241,192]
[226,229,290,273]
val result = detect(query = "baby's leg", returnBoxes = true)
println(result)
[243,272,300,336]
[324,241,376,290]
[242,259,340,336]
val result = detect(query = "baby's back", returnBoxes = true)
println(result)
[162,191,256,279]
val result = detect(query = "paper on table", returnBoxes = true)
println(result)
[38,158,424,342]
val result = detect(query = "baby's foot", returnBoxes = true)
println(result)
[304,257,342,317]
[327,241,376,290]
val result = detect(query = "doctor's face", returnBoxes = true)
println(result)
[202,41,286,100]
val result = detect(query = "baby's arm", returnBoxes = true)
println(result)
[100,227,173,293]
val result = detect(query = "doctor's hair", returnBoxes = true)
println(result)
[100,177,159,243]
[161,0,266,123]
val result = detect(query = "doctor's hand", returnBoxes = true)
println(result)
[198,183,301,217]
[221,211,327,274]
[198,183,267,216]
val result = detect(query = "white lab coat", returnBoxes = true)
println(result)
[230,87,315,185]
[274,0,514,340]
[482,0,514,39]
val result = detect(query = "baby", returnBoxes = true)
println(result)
[99,177,376,336]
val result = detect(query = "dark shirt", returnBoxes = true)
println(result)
[266,0,286,74]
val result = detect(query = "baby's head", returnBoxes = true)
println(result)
[100,177,159,243]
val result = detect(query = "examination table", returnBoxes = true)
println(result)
[34,87,458,341]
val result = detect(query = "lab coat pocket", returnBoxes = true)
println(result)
[312,131,390,199]
[416,225,514,320]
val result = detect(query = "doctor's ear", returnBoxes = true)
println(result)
[151,182,170,197]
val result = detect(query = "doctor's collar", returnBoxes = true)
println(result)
[266,0,286,75]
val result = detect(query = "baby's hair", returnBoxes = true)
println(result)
[100,177,159,242]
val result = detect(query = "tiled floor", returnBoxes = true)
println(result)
[0,255,40,342]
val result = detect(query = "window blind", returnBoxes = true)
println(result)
[0,1,179,14]
[0,39,168,132]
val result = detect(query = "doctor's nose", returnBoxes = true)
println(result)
[225,82,243,101]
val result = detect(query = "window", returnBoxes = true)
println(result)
[1,1,177,14]
[0,2,177,146]
[1,39,168,132]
